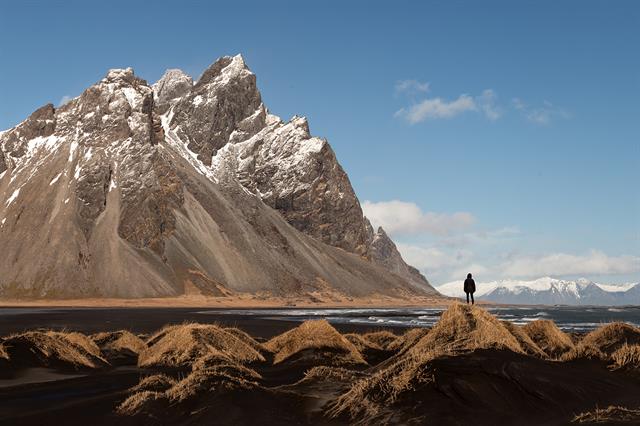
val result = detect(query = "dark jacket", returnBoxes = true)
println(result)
[464,278,476,293]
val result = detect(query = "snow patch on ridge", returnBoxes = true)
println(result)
[161,109,217,183]
[49,172,62,185]
[121,87,140,109]
[5,188,20,206]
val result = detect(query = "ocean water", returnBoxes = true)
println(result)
[196,305,640,333]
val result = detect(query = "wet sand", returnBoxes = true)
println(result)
[0,307,408,339]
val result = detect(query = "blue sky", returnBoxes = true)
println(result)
[1,0,638,284]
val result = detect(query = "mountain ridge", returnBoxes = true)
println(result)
[437,277,639,305]
[0,55,437,299]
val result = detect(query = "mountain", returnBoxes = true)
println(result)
[0,55,437,299]
[437,277,639,306]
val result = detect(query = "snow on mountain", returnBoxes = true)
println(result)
[437,277,640,306]
[0,55,436,299]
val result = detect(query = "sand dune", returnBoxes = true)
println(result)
[1,304,640,425]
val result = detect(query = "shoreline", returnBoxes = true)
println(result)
[0,295,462,309]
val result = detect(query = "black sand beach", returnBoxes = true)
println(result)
[1,305,640,425]
[0,307,403,339]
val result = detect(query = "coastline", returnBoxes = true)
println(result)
[0,294,460,309]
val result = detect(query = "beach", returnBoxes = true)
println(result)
[1,304,640,425]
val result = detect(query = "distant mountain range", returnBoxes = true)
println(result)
[437,277,640,306]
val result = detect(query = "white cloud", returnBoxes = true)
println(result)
[437,226,521,248]
[512,97,526,110]
[394,86,504,123]
[395,79,430,95]
[477,89,502,121]
[362,200,475,236]
[395,94,476,124]
[500,250,640,278]
[396,244,457,271]
[59,95,73,106]
[450,263,491,281]
[511,98,569,125]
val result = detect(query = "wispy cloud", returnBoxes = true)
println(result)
[362,200,476,236]
[477,89,502,121]
[395,94,476,123]
[395,79,430,95]
[499,250,640,278]
[394,85,502,123]
[512,98,570,125]
[396,244,472,271]
[397,243,639,284]
[393,79,568,125]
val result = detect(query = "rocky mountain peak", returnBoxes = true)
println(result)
[0,54,437,299]
[195,54,250,88]
[153,69,193,113]
[104,67,136,83]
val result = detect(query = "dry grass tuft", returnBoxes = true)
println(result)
[49,331,104,358]
[223,327,264,353]
[91,330,147,360]
[263,320,367,366]
[501,321,547,358]
[119,359,261,417]
[191,352,262,380]
[523,320,574,358]
[580,323,640,355]
[611,344,640,370]
[560,344,608,362]
[130,374,177,393]
[573,405,640,423]
[386,328,429,354]
[345,333,383,352]
[166,365,259,404]
[138,323,265,368]
[361,331,399,351]
[1,330,108,370]
[409,303,524,355]
[303,366,365,382]
[117,390,166,416]
[328,304,526,421]
[0,343,9,361]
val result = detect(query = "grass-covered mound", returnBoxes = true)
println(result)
[118,355,264,420]
[611,344,640,370]
[360,331,399,350]
[580,323,640,355]
[385,328,429,354]
[573,405,640,424]
[130,374,177,393]
[263,319,367,367]
[523,320,574,358]
[560,343,608,362]
[138,322,265,368]
[0,330,108,371]
[223,327,264,353]
[501,321,547,357]
[344,332,394,364]
[328,304,527,420]
[91,330,147,363]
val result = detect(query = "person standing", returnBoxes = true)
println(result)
[464,273,476,304]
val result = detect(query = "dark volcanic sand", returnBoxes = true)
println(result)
[2,307,640,425]
[0,307,398,425]
[0,307,401,339]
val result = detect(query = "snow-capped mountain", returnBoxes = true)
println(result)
[437,277,639,306]
[0,55,436,299]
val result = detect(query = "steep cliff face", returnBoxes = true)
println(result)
[163,56,433,290]
[0,55,436,299]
